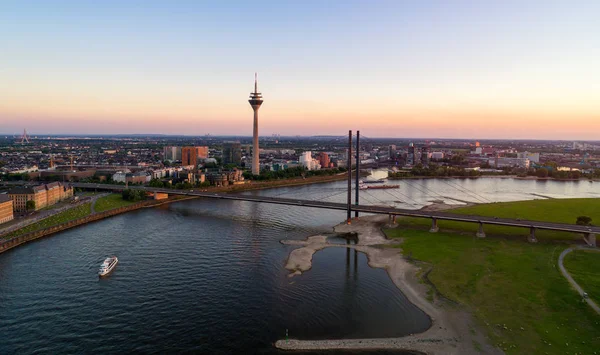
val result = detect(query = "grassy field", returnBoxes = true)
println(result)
[385,228,600,354]
[3,203,92,239]
[93,193,137,212]
[397,198,600,241]
[563,249,600,302]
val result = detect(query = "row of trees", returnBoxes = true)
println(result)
[389,163,483,179]
[147,178,211,189]
[121,189,146,202]
[243,166,346,181]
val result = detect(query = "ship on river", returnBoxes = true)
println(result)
[359,184,399,190]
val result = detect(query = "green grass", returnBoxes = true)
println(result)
[563,249,600,302]
[93,194,137,212]
[3,203,92,239]
[385,228,600,354]
[398,198,600,241]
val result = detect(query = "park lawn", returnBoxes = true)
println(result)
[3,203,91,239]
[563,249,600,303]
[397,198,600,241]
[385,228,600,355]
[94,193,137,212]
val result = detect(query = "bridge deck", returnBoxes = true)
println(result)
[70,183,600,235]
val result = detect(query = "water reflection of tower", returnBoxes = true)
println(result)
[248,73,263,175]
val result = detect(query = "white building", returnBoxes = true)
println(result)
[431,152,445,160]
[112,171,127,183]
[517,151,540,163]
[299,151,321,171]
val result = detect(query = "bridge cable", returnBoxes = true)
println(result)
[441,179,492,203]
[402,180,446,200]
[379,188,420,207]
[437,179,489,204]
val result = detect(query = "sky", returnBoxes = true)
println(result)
[1,0,599,139]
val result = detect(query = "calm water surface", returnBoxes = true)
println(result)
[0,195,427,354]
[1,177,596,354]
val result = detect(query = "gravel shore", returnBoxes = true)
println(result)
[278,215,501,355]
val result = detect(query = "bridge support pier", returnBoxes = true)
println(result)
[476,222,486,238]
[583,233,596,247]
[527,227,538,243]
[429,218,439,233]
[387,214,397,226]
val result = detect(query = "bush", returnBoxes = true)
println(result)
[576,216,592,226]
[26,200,36,211]
[121,189,145,202]
[536,168,549,178]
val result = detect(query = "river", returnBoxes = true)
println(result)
[0,177,597,353]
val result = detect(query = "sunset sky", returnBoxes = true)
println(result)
[1,1,599,139]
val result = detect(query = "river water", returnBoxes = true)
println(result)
[0,177,597,353]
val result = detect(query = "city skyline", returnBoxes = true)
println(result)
[1,1,599,139]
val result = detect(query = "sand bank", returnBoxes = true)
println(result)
[277,215,500,355]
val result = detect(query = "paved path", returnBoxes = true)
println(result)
[558,246,600,315]
[0,193,109,237]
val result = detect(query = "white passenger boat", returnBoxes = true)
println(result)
[98,256,118,277]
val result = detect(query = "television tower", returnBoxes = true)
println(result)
[248,73,263,175]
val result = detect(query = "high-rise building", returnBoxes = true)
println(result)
[388,145,397,158]
[407,143,416,165]
[248,73,263,175]
[181,147,197,168]
[196,146,209,159]
[163,146,182,161]
[318,152,331,169]
[421,146,430,165]
[223,141,242,165]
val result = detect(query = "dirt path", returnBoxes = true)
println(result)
[276,216,501,354]
[90,193,111,214]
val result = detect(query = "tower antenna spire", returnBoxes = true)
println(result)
[254,72,258,93]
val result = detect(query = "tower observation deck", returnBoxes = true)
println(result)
[248,73,263,175]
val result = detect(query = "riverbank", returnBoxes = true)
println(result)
[277,215,500,354]
[202,173,351,193]
[0,195,195,254]
[388,174,600,182]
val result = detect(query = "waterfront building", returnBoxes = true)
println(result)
[494,157,530,169]
[8,182,73,212]
[223,141,242,165]
[0,195,14,224]
[300,151,321,171]
[181,147,198,168]
[248,73,263,175]
[205,168,245,187]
